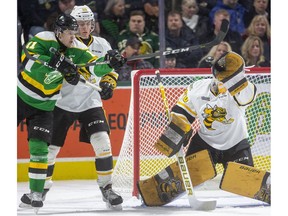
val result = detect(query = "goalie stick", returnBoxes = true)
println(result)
[155,70,217,211]
[22,45,102,92]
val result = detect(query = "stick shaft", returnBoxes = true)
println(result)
[129,19,229,61]
[155,70,217,210]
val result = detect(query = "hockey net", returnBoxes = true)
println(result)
[112,68,271,196]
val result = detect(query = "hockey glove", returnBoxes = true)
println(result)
[48,52,80,85]
[105,50,126,70]
[99,72,118,100]
[212,51,247,96]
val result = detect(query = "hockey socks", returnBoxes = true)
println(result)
[28,138,48,192]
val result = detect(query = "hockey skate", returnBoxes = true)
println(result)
[100,184,123,210]
[19,189,49,209]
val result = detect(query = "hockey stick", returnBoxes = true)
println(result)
[69,19,230,67]
[155,70,217,211]
[22,45,102,92]
[129,19,229,61]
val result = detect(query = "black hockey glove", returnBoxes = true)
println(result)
[48,52,80,85]
[99,82,114,100]
[105,50,126,70]
[99,72,118,100]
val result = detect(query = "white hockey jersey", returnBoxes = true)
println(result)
[56,36,112,112]
[175,79,256,150]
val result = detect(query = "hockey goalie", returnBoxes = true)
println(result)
[137,51,271,206]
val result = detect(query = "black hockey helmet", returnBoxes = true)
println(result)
[54,14,78,33]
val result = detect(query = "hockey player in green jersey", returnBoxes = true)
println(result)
[17,13,125,213]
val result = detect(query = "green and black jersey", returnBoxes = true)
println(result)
[18,31,113,111]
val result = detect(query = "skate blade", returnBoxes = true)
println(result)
[19,202,32,209]
[106,202,122,211]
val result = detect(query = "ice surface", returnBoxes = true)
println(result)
[17,180,270,216]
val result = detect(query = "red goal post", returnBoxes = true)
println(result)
[112,68,271,197]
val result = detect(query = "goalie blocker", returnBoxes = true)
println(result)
[154,113,193,157]
[137,150,216,206]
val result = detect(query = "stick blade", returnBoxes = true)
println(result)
[214,19,230,44]
[189,197,217,211]
[220,19,229,33]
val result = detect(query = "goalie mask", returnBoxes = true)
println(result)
[211,51,245,81]
[70,5,95,33]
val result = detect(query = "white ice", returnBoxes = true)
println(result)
[17,179,270,216]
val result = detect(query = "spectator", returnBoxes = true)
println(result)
[241,35,270,67]
[244,0,270,28]
[180,0,210,38]
[165,54,177,68]
[118,10,159,67]
[45,0,76,31]
[117,37,154,81]
[165,10,203,68]
[243,15,270,64]
[200,9,243,54]
[198,41,232,68]
[18,0,58,42]
[209,0,246,35]
[100,0,128,49]
[143,0,159,33]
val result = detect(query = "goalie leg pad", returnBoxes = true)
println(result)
[220,162,271,204]
[154,114,192,157]
[137,150,216,206]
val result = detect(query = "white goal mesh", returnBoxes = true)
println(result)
[112,68,271,196]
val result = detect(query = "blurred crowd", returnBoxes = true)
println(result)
[18,0,271,81]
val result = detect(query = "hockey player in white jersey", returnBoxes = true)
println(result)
[138,51,270,206]
[20,5,123,210]
[155,50,256,166]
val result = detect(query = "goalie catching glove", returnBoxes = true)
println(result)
[48,51,80,85]
[212,51,248,96]
[105,50,126,70]
[99,71,118,100]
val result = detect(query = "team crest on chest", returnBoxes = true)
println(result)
[202,104,234,130]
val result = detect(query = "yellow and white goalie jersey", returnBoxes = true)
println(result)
[173,79,257,150]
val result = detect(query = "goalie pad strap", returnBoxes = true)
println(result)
[220,162,271,204]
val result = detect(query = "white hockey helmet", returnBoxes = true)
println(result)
[70,5,95,32]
